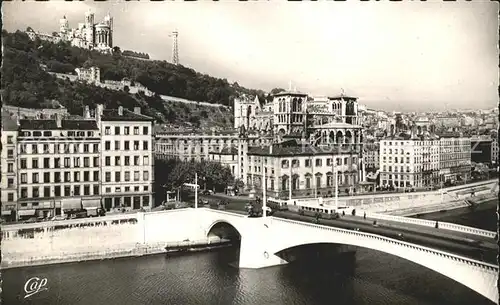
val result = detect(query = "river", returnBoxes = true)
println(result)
[3,203,497,305]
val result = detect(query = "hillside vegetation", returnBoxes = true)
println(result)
[0,29,262,128]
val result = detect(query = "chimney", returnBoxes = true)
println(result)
[134,107,141,115]
[269,144,273,155]
[95,104,104,123]
[84,105,90,119]
[118,106,123,116]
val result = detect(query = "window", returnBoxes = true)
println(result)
[326,158,332,166]
[7,178,14,188]
[281,160,289,168]
[43,144,49,153]
[44,186,50,197]
[125,156,130,166]
[134,127,139,135]
[115,172,121,182]
[105,172,111,182]
[305,159,311,167]
[84,144,89,153]
[64,157,71,167]
[115,156,121,166]
[32,144,38,154]
[8,193,14,202]
[55,172,61,182]
[32,159,39,169]
[64,186,71,196]
[134,171,140,181]
[55,158,60,168]
[134,141,139,150]
[143,156,149,166]
[21,173,27,184]
[105,157,111,166]
[74,157,80,167]
[124,141,130,150]
[7,163,14,173]
[93,171,99,181]
[74,172,80,182]
[84,171,90,182]
[105,127,111,135]
[64,172,71,182]
[74,185,80,196]
[84,157,90,167]
[144,186,149,191]
[33,187,40,198]
[84,185,90,196]
[315,159,322,167]
[143,171,149,181]
[7,136,13,144]
[54,186,61,196]
[105,141,111,150]
[93,157,99,167]
[143,141,149,150]
[93,144,99,153]
[115,126,120,135]
[143,126,149,135]
[44,172,50,183]
[21,188,28,198]
[93,185,99,195]
[32,173,39,184]
[20,159,27,169]
[125,171,130,182]
[124,127,130,135]
[134,156,139,166]
[115,141,121,150]
[74,144,80,153]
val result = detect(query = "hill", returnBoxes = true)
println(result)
[1,29,265,128]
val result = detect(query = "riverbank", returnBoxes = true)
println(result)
[1,237,231,270]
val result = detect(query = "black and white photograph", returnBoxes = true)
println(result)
[1,1,498,305]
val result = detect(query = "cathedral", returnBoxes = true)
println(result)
[26,10,113,53]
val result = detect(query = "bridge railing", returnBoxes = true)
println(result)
[271,217,499,273]
[199,207,247,218]
[363,212,497,239]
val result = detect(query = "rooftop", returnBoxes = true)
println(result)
[19,119,98,130]
[1,110,18,131]
[101,109,154,122]
[312,122,363,129]
[272,91,308,97]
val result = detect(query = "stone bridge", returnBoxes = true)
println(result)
[200,208,498,304]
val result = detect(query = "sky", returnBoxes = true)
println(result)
[3,1,498,112]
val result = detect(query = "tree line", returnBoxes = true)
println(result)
[154,158,236,204]
[3,29,266,107]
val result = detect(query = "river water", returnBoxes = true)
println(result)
[3,203,497,305]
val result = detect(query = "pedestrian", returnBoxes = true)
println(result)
[435,221,439,229]
[363,212,366,220]
[342,210,345,216]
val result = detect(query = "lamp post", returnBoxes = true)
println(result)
[194,172,198,209]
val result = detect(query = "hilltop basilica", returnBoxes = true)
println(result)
[26,9,114,53]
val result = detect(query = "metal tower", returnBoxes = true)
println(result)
[170,30,179,65]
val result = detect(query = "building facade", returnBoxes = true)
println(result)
[438,137,471,183]
[379,135,440,190]
[99,106,154,212]
[0,105,154,221]
[75,66,101,84]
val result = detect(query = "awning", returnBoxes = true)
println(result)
[1,210,12,216]
[82,199,101,209]
[62,198,82,210]
[18,209,36,216]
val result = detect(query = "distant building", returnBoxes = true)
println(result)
[75,66,100,84]
[363,142,379,171]
[26,9,113,53]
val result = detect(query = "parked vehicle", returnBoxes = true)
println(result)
[51,215,67,221]
[202,189,214,195]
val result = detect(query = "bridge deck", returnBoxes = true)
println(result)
[269,211,497,265]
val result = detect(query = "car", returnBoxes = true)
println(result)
[51,215,66,221]
[202,190,214,195]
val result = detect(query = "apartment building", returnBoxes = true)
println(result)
[0,105,155,221]
[1,113,19,219]
[379,136,440,189]
[439,137,471,183]
[99,106,154,211]
[363,142,379,171]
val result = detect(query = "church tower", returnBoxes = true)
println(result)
[59,16,69,34]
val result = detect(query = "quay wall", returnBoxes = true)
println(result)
[1,209,213,269]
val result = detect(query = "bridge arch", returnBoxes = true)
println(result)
[267,218,498,303]
[206,220,242,240]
